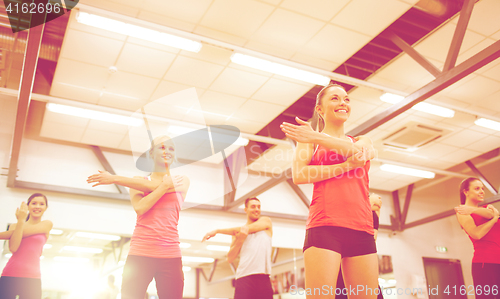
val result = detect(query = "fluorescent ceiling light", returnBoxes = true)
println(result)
[62,246,103,254]
[380,164,435,179]
[40,256,45,260]
[475,118,500,131]
[234,137,249,146]
[50,229,63,235]
[47,103,143,127]
[231,53,330,86]
[182,256,215,263]
[54,256,90,263]
[380,93,455,118]
[76,12,202,52]
[206,245,230,252]
[75,232,121,241]
[4,253,12,258]
[179,242,192,249]
[43,244,52,249]
[118,261,126,266]
[182,266,192,272]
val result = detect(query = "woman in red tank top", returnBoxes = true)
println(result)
[87,135,190,299]
[0,193,53,299]
[281,84,379,299]
[455,177,500,298]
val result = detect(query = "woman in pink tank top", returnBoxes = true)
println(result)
[0,193,53,299]
[87,135,190,299]
[281,84,379,299]
[455,177,500,298]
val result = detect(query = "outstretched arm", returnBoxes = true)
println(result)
[202,217,272,242]
[87,171,161,193]
[0,220,53,240]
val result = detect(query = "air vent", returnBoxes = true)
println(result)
[382,121,451,150]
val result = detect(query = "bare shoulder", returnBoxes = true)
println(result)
[8,223,16,231]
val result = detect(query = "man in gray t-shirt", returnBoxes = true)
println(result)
[202,197,273,299]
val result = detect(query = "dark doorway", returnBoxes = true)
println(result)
[423,257,467,299]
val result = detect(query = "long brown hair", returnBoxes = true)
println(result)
[26,193,48,220]
[312,83,346,132]
[459,177,480,205]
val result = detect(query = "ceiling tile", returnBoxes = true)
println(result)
[301,24,371,64]
[227,62,273,77]
[209,68,269,98]
[439,148,482,164]
[290,52,340,71]
[143,0,213,23]
[477,90,500,114]
[372,54,436,90]
[465,135,500,153]
[199,91,247,116]
[331,0,410,36]
[43,110,90,128]
[414,24,486,63]
[466,0,500,37]
[456,38,497,66]
[251,8,325,50]
[280,0,350,21]
[244,40,296,60]
[179,44,233,66]
[164,56,225,89]
[348,86,385,104]
[347,98,382,124]
[50,59,109,104]
[414,143,460,160]
[493,30,500,40]
[481,60,500,83]
[81,129,125,148]
[103,72,160,101]
[251,78,312,106]
[150,81,205,103]
[200,0,274,38]
[193,26,248,47]
[232,99,286,123]
[86,120,130,135]
[97,96,148,112]
[115,43,176,78]
[78,0,140,17]
[224,117,267,134]
[40,121,85,143]
[144,88,205,121]
[439,129,489,148]
[60,29,125,67]
[136,10,196,32]
[445,75,500,104]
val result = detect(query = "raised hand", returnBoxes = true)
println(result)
[347,147,369,169]
[235,225,249,241]
[202,230,217,242]
[487,205,500,219]
[454,205,476,215]
[15,202,28,222]
[280,117,320,143]
[162,174,184,189]
[87,170,115,187]
[369,193,382,211]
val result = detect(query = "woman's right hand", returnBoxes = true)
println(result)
[346,147,369,169]
[487,205,500,219]
[15,202,28,222]
[162,174,184,189]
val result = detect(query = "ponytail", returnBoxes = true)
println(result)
[458,177,479,205]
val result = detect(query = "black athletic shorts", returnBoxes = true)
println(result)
[234,274,273,299]
[303,226,377,257]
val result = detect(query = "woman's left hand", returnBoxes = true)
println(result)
[454,205,476,215]
[87,170,115,187]
[280,117,320,143]
[16,202,28,221]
